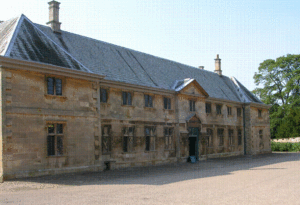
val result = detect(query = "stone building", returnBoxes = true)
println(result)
[0,1,271,182]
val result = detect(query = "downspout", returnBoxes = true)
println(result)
[243,103,246,155]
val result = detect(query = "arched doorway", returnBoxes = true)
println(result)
[186,114,201,161]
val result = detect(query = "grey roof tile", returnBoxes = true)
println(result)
[0,14,262,104]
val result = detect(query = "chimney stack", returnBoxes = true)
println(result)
[47,1,61,33]
[214,54,222,76]
[198,66,204,70]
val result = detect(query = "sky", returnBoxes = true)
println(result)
[1,0,300,91]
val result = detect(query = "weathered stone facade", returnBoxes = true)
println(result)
[0,3,272,181]
[0,57,271,181]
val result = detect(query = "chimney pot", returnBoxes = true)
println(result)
[214,54,222,76]
[46,1,61,33]
[198,66,204,70]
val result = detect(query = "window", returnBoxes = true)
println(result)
[47,123,64,156]
[102,125,111,154]
[122,92,132,105]
[259,130,263,139]
[145,94,153,107]
[100,88,108,103]
[123,127,134,152]
[237,108,242,117]
[145,127,156,151]
[47,77,62,95]
[216,104,222,115]
[227,106,232,116]
[164,97,171,110]
[258,109,262,118]
[189,100,196,111]
[228,129,234,146]
[238,129,242,145]
[207,128,213,147]
[164,127,173,150]
[205,103,211,114]
[217,128,224,146]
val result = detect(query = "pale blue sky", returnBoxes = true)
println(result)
[1,0,299,91]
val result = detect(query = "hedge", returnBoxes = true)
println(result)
[271,141,300,152]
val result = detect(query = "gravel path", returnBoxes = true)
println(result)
[1,153,299,205]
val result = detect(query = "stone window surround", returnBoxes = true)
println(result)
[46,121,66,157]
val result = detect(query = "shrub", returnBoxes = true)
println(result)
[271,141,300,152]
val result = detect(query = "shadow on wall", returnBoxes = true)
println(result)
[8,153,300,186]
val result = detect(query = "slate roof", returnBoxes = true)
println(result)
[0,14,262,104]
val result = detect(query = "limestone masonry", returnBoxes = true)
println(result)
[0,1,271,182]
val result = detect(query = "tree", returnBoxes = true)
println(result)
[253,54,300,138]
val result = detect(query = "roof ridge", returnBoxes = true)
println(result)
[17,15,93,73]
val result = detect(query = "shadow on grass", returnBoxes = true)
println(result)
[9,152,300,186]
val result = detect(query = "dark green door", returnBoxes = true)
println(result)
[188,127,199,160]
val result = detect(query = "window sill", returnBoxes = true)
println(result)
[121,105,135,108]
[44,94,67,100]
[46,155,66,158]
[164,149,175,151]
[144,107,156,110]
[144,150,157,153]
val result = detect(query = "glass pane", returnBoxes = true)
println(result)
[47,136,55,156]
[168,98,171,109]
[55,78,62,95]
[149,96,153,107]
[127,92,132,105]
[164,98,167,109]
[145,136,150,151]
[150,136,155,151]
[169,128,173,135]
[145,95,148,107]
[47,77,54,95]
[123,136,128,152]
[122,92,127,105]
[57,124,63,134]
[48,124,55,133]
[101,89,107,102]
[57,136,63,155]
[145,127,150,135]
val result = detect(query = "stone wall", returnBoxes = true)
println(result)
[2,68,101,179]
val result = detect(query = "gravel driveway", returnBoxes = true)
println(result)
[1,153,299,205]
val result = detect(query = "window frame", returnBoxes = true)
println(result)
[164,127,174,150]
[145,127,156,151]
[163,97,171,110]
[217,128,224,146]
[47,123,65,156]
[228,129,234,146]
[122,91,132,106]
[258,109,262,118]
[123,127,135,153]
[237,107,242,117]
[100,88,108,103]
[216,104,222,115]
[227,106,232,116]
[238,129,242,145]
[206,128,213,147]
[102,125,111,154]
[189,100,196,112]
[144,94,154,108]
[205,103,211,114]
[46,77,63,96]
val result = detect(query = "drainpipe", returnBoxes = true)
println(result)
[243,104,246,155]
